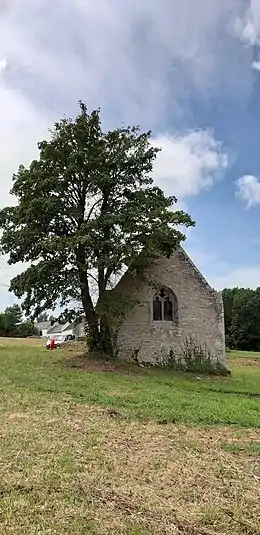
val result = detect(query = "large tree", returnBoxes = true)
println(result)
[0,103,194,355]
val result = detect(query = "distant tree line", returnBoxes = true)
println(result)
[0,304,39,338]
[223,288,260,351]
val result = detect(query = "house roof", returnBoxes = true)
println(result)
[112,246,220,298]
[47,322,64,334]
[35,321,51,331]
[47,321,74,334]
[178,246,217,294]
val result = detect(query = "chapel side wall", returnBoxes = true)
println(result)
[115,251,226,365]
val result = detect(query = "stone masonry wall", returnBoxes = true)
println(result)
[114,248,226,366]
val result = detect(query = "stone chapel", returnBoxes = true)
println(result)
[112,247,226,368]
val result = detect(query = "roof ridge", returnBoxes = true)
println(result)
[178,246,216,293]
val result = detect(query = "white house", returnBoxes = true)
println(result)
[45,319,86,339]
[35,321,51,337]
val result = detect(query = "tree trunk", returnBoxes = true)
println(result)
[76,246,100,352]
[79,283,99,345]
[76,243,116,358]
[99,316,114,358]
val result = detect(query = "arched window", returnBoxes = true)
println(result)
[152,289,178,324]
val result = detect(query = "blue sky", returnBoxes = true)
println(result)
[0,0,260,308]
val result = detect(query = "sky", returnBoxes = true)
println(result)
[0,0,260,308]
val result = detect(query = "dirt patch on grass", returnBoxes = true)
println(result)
[8,412,30,420]
[61,351,140,375]
[61,353,131,373]
[61,341,87,352]
[233,358,260,366]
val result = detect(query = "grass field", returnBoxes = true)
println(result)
[0,339,259,534]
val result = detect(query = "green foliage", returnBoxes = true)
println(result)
[161,337,229,376]
[5,304,23,330]
[36,312,48,322]
[96,291,139,321]
[0,102,194,356]
[0,304,23,336]
[223,287,260,351]
[0,304,38,338]
[16,322,39,338]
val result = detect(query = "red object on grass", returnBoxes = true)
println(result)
[50,338,55,350]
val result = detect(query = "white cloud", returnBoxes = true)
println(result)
[234,0,260,45]
[0,1,243,205]
[0,0,250,212]
[0,85,50,208]
[0,58,7,73]
[0,1,254,125]
[152,131,228,199]
[0,0,254,309]
[234,0,260,73]
[236,174,260,207]
[187,248,260,290]
[211,266,260,290]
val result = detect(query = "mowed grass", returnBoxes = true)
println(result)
[0,339,259,534]
[0,339,259,427]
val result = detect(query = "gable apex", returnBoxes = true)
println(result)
[177,246,217,294]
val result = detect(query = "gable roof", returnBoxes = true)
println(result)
[60,322,74,332]
[177,246,217,294]
[112,245,221,301]
[47,321,75,334]
[47,322,65,334]
[35,321,51,331]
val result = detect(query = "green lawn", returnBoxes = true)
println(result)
[0,340,259,534]
[0,342,259,427]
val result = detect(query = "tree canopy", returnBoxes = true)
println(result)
[0,304,38,338]
[222,287,260,351]
[36,312,48,323]
[0,103,195,355]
